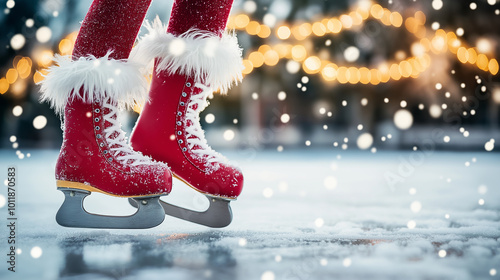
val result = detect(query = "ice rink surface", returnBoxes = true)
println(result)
[0,149,499,280]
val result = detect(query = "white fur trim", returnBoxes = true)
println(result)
[130,17,243,94]
[38,52,148,115]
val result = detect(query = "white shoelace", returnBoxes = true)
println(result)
[102,99,153,166]
[184,83,228,165]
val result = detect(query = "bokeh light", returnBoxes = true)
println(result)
[33,115,47,130]
[394,109,413,130]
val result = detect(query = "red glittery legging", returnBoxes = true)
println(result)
[72,0,234,60]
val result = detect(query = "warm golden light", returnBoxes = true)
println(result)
[380,9,392,26]
[246,21,261,35]
[390,12,403,27]
[303,56,321,74]
[431,30,447,53]
[359,67,370,84]
[347,67,360,84]
[321,63,337,81]
[357,7,370,20]
[451,39,461,49]
[467,48,477,64]
[274,44,290,58]
[399,61,412,77]
[6,69,18,84]
[291,45,307,61]
[405,17,418,34]
[370,4,384,19]
[234,14,250,28]
[298,23,312,38]
[264,50,280,66]
[276,26,291,40]
[489,59,499,75]
[0,78,9,94]
[408,58,419,75]
[370,69,381,85]
[357,0,373,12]
[33,70,46,84]
[59,38,73,55]
[476,54,489,70]
[17,58,31,79]
[414,11,426,25]
[337,67,348,84]
[248,51,264,68]
[339,15,353,28]
[389,64,401,80]
[312,22,326,36]
[411,42,426,57]
[447,33,460,53]
[226,16,235,29]
[412,57,424,73]
[457,47,469,63]
[378,64,390,83]
[38,50,54,67]
[258,44,272,54]
[349,11,363,26]
[328,18,342,33]
[66,31,78,42]
[258,25,271,38]
[242,59,254,74]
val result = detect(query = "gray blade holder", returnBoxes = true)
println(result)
[56,188,165,229]
[129,196,233,228]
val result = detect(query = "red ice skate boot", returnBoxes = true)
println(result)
[38,0,172,229]
[129,0,244,227]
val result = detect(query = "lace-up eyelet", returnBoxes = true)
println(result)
[178,139,183,144]
[182,92,187,97]
[95,98,153,167]
[180,102,185,106]
[177,112,182,116]
[180,83,226,165]
[176,121,182,126]
[177,131,182,135]
[186,82,191,87]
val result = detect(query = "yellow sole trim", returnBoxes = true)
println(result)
[56,180,165,198]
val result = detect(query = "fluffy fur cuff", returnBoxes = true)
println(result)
[38,52,148,115]
[130,17,243,94]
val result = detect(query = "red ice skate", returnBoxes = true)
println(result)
[38,0,171,229]
[129,0,244,227]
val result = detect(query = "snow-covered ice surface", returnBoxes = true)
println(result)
[0,149,499,280]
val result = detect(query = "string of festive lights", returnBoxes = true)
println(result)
[0,31,77,95]
[0,3,498,96]
[0,57,33,95]
[229,3,498,84]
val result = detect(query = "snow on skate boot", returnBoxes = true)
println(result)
[129,7,244,228]
[39,54,172,229]
[38,0,172,229]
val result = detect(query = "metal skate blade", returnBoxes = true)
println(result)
[56,188,165,229]
[129,196,233,228]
